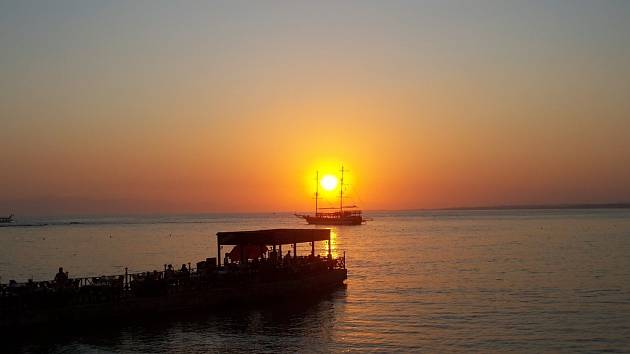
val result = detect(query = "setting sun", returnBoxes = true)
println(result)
[321,175,338,191]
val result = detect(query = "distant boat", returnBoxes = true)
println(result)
[295,166,366,226]
[0,214,14,223]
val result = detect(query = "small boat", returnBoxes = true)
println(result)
[0,228,347,329]
[0,214,14,223]
[295,166,366,226]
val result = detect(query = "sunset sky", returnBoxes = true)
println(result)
[1,1,630,215]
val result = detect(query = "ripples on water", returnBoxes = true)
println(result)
[2,210,630,352]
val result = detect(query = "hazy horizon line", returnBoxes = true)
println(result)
[5,202,630,219]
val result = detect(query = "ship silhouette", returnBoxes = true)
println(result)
[295,166,366,226]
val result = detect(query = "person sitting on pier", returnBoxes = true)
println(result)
[165,264,175,281]
[54,267,68,288]
[180,263,189,276]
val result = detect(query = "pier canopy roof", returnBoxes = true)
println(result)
[217,228,330,246]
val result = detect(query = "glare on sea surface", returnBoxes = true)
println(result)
[321,175,338,191]
[329,228,339,258]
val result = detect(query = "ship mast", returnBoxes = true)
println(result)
[339,165,344,214]
[315,171,319,216]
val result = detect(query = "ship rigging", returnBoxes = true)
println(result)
[295,166,366,225]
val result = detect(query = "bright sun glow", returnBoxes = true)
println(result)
[321,175,338,191]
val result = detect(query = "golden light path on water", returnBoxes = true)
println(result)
[329,227,340,258]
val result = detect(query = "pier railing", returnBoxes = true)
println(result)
[0,254,346,300]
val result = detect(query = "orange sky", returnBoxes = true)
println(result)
[1,2,630,215]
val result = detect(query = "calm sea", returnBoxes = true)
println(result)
[2,210,630,352]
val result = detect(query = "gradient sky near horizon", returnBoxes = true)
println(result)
[1,1,630,215]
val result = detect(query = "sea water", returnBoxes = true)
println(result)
[1,209,630,352]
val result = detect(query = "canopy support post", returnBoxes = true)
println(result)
[311,241,315,256]
[217,242,221,267]
[293,243,297,258]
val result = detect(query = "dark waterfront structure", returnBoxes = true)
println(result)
[0,229,346,330]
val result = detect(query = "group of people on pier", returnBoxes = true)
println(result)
[222,248,340,273]
[2,247,344,301]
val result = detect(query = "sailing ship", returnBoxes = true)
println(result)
[295,166,365,225]
[0,214,14,223]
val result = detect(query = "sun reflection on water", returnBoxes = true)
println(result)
[329,228,339,258]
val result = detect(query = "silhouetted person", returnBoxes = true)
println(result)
[54,267,68,288]
[165,264,175,280]
[180,263,189,275]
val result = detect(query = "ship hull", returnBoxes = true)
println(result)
[303,215,363,225]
